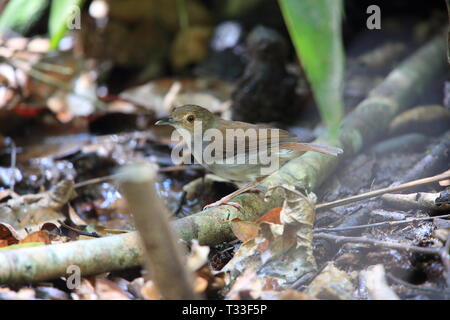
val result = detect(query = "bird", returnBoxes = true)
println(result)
[156,104,343,209]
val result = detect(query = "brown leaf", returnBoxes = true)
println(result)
[20,230,51,245]
[0,180,73,229]
[194,276,209,294]
[120,78,232,119]
[187,240,210,272]
[195,265,226,294]
[229,218,259,243]
[68,205,87,226]
[141,280,162,300]
[229,208,282,243]
[256,208,282,225]
[439,179,450,187]
[225,269,262,300]
[261,278,282,291]
[95,277,129,300]
[306,263,356,300]
[73,278,97,300]
[223,185,317,286]
[0,222,20,245]
[128,277,145,299]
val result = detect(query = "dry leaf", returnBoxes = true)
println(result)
[141,280,162,300]
[0,239,8,248]
[306,263,356,300]
[223,185,317,287]
[187,240,210,272]
[20,230,51,245]
[0,180,74,229]
[229,218,259,243]
[73,278,97,300]
[256,207,282,224]
[194,265,226,295]
[0,222,20,245]
[226,269,262,300]
[229,208,282,243]
[95,277,130,300]
[360,264,399,300]
[194,276,209,294]
[68,205,87,226]
[439,179,450,187]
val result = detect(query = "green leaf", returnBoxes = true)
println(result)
[0,242,45,252]
[0,0,48,34]
[48,0,83,50]
[279,0,344,137]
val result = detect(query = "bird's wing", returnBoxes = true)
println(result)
[215,120,343,158]
[210,120,299,160]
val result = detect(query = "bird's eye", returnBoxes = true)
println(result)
[186,115,195,122]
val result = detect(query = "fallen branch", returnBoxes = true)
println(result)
[394,130,450,185]
[381,192,450,211]
[315,170,450,211]
[315,213,450,233]
[0,231,145,283]
[119,163,199,300]
[314,233,441,255]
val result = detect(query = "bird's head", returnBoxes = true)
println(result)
[155,104,217,132]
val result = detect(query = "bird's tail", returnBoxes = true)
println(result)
[280,143,343,156]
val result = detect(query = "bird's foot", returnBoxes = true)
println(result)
[203,199,242,210]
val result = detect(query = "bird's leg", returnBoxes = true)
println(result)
[203,177,266,210]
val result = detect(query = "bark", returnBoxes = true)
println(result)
[119,164,198,299]
[0,231,144,283]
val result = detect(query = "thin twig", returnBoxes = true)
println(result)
[315,214,450,233]
[316,170,450,211]
[314,233,440,255]
[7,58,105,110]
[158,164,203,173]
[13,56,74,75]
[73,173,124,189]
[7,138,16,193]
[8,58,71,91]
[73,165,203,189]
[58,220,100,238]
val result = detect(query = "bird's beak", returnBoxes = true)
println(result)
[155,117,175,126]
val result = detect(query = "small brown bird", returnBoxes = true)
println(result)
[156,105,342,209]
